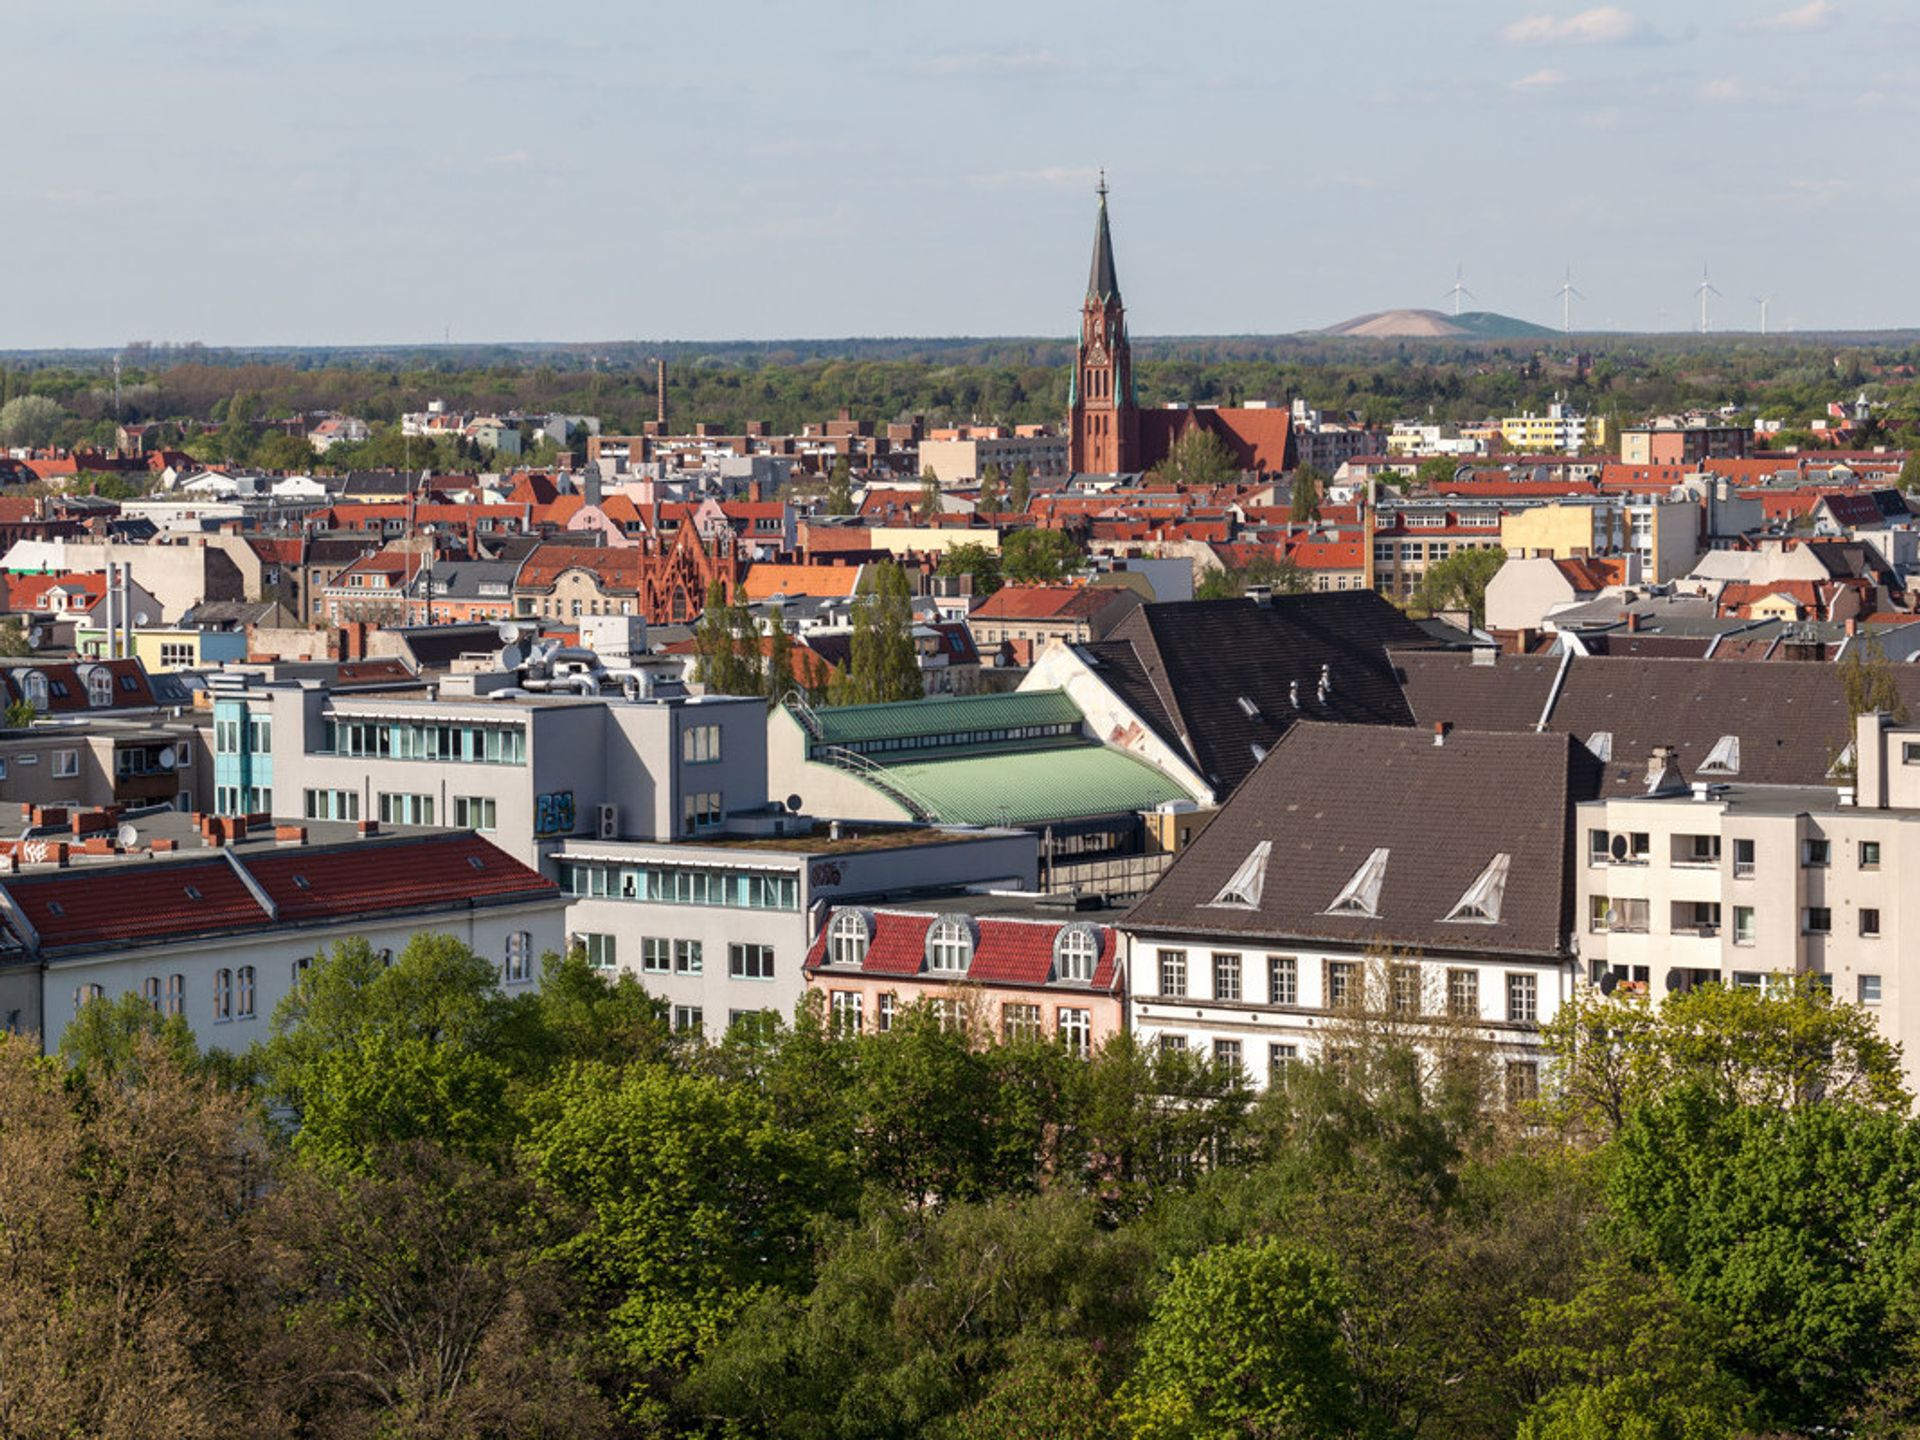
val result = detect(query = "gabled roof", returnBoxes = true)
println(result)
[1124,722,1599,957]
[4,832,556,955]
[1080,592,1445,795]
[970,584,1127,623]
[1395,649,1920,795]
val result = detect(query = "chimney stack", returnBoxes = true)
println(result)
[1433,720,1451,746]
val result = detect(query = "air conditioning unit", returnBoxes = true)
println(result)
[597,804,619,840]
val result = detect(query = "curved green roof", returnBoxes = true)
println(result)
[867,742,1189,826]
[805,688,1083,749]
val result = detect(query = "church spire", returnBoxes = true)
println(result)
[1087,170,1120,302]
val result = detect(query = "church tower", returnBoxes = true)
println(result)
[1068,177,1138,474]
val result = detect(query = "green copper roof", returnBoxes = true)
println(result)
[805,689,1084,749]
[863,742,1189,826]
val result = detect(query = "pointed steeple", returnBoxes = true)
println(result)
[1087,171,1119,302]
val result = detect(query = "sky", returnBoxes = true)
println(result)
[7,0,1918,347]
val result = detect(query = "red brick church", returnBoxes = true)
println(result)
[1067,181,1297,477]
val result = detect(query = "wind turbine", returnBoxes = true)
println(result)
[1443,263,1474,317]
[1555,265,1584,336]
[1696,264,1722,335]
[1753,295,1771,336]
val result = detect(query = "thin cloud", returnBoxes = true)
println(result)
[964,166,1100,191]
[919,49,1078,77]
[1512,67,1567,89]
[1504,7,1652,45]
[1748,0,1835,31]
[1700,77,1743,102]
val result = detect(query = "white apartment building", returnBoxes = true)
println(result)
[1576,712,1920,1085]
[1120,722,1601,1093]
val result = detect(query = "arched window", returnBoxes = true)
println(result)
[213,968,232,1021]
[165,973,183,1016]
[1055,925,1099,983]
[86,666,113,708]
[236,965,256,1019]
[141,975,161,1009]
[828,910,869,967]
[21,672,47,712]
[926,916,973,972]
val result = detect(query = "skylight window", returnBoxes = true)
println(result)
[1585,731,1613,763]
[1325,848,1390,918]
[292,875,310,890]
[1207,840,1271,910]
[467,856,486,871]
[1699,734,1741,775]
[1237,696,1261,719]
[184,885,202,901]
[46,900,63,917]
[1443,853,1512,925]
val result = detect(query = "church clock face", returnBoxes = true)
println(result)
[1089,342,1108,366]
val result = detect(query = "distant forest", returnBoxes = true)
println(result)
[4,334,1920,454]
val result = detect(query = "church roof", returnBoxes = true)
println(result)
[1087,185,1120,302]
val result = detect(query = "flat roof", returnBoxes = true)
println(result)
[559,820,1021,860]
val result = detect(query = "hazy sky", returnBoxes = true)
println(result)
[7,0,1916,346]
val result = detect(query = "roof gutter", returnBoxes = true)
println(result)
[1535,646,1575,733]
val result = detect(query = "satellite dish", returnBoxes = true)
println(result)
[115,823,139,850]
[785,794,803,813]
[1665,969,1685,994]
[1609,833,1629,862]
[156,746,176,770]
[134,611,151,627]
[1599,972,1619,995]
[500,644,524,672]
[26,627,44,648]
[1603,907,1620,930]
[497,621,524,647]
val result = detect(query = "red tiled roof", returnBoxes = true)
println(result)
[245,832,554,922]
[804,907,1120,991]
[4,571,108,612]
[742,562,863,601]
[1287,538,1365,570]
[514,543,649,593]
[6,832,556,953]
[970,584,1118,622]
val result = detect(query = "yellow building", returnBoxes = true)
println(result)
[1499,502,1625,560]
[1499,404,1609,455]
[74,626,249,671]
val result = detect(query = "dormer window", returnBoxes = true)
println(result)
[1207,840,1271,910]
[1054,925,1099,983]
[1444,854,1512,925]
[86,667,113,708]
[828,909,870,967]
[1325,848,1390,918]
[926,916,974,972]
[1699,734,1741,775]
[21,673,47,711]
[1585,731,1613,763]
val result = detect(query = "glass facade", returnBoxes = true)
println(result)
[561,858,799,911]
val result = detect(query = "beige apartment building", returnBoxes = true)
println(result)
[1576,714,1920,1085]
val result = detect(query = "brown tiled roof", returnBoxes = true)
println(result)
[1394,650,1920,794]
[1124,722,1599,958]
[971,584,1123,622]
[1087,592,1446,795]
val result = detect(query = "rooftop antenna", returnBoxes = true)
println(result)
[1696,264,1721,335]
[1753,294,1771,336]
[1443,263,1474,317]
[1555,264,1584,337]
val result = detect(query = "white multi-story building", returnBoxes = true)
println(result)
[1575,711,1920,1086]
[1120,721,1600,1094]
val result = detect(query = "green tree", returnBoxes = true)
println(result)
[57,991,202,1084]
[257,1140,609,1439]
[1899,452,1920,494]
[977,462,1003,514]
[1195,552,1311,601]
[920,464,943,521]
[1539,975,1909,1138]
[1414,544,1506,625]
[251,431,316,470]
[532,947,676,1072]
[692,578,754,697]
[1416,455,1459,488]
[1149,427,1239,488]
[763,603,797,704]
[0,394,65,448]
[259,933,538,1170]
[1610,1091,1920,1430]
[1120,1237,1354,1440]
[526,1060,847,1422]
[1000,526,1083,583]
[1289,463,1325,523]
[938,541,1004,597]
[1514,1256,1755,1440]
[0,619,35,658]
[837,561,921,705]
[1010,459,1033,513]
[824,455,855,515]
[1841,634,1909,728]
